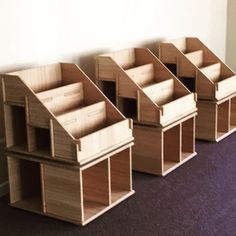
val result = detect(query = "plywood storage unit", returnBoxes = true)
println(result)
[96,48,197,127]
[159,37,236,141]
[159,37,236,101]
[7,143,134,225]
[96,48,197,175]
[1,63,133,165]
[196,94,236,141]
[1,63,135,225]
[133,114,196,176]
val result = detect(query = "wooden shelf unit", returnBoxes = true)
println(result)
[159,37,236,141]
[96,48,197,127]
[1,63,133,165]
[133,114,196,176]
[7,143,134,225]
[159,37,236,101]
[196,94,236,141]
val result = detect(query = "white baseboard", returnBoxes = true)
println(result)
[0,181,9,197]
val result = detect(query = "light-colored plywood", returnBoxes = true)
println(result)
[43,164,83,222]
[7,143,134,225]
[96,48,197,127]
[133,114,196,176]
[2,63,133,164]
[185,50,203,67]
[110,148,132,203]
[37,82,84,115]
[159,37,236,101]
[125,63,154,87]
[196,101,217,141]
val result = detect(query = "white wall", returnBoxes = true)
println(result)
[226,0,236,71]
[0,0,228,191]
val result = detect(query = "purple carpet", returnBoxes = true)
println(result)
[0,133,236,236]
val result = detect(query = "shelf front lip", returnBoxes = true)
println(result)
[133,112,197,130]
[5,140,134,168]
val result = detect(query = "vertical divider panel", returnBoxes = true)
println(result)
[182,117,195,157]
[40,164,46,213]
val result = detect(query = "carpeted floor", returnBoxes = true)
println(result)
[0,133,236,236]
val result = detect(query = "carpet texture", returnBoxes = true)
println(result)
[0,134,236,236]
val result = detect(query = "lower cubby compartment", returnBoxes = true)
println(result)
[230,97,236,127]
[7,143,134,225]
[110,148,132,203]
[196,95,236,141]
[163,125,181,172]
[132,114,197,176]
[8,157,43,213]
[82,159,110,222]
[182,118,195,160]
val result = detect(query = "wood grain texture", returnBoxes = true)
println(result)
[159,37,236,101]
[96,48,196,126]
[43,164,82,223]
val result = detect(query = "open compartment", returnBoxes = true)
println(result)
[110,148,132,203]
[159,37,236,100]
[230,96,236,128]
[4,105,28,150]
[97,80,116,105]
[164,63,177,75]
[217,100,230,138]
[82,159,110,222]
[28,127,51,156]
[182,117,195,160]
[178,77,196,92]
[133,114,196,176]
[118,97,137,120]
[96,47,196,126]
[163,124,181,172]
[8,157,42,212]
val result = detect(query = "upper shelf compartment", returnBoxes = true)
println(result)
[159,37,236,100]
[96,48,197,127]
[1,63,133,165]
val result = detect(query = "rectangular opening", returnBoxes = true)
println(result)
[5,105,27,149]
[230,97,236,128]
[182,118,195,160]
[8,157,42,212]
[82,159,109,221]
[98,81,116,105]
[164,63,177,75]
[118,97,137,120]
[110,148,131,203]
[179,77,196,92]
[217,100,230,137]
[33,127,51,156]
[163,125,181,172]
[35,128,51,153]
